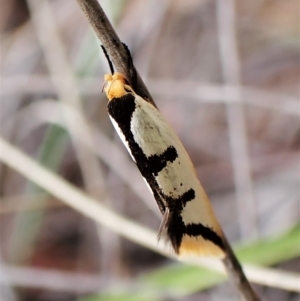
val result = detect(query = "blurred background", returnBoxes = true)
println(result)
[1,0,299,300]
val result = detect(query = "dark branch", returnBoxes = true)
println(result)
[77,0,156,107]
[222,235,261,301]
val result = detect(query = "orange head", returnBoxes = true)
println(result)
[103,73,134,101]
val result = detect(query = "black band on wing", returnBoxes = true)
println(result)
[185,223,224,250]
[165,189,195,212]
[164,189,196,252]
[164,189,224,253]
[148,146,178,176]
[177,189,195,207]
[108,94,136,127]
[167,217,224,253]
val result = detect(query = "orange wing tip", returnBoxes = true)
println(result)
[178,235,226,259]
[103,73,128,100]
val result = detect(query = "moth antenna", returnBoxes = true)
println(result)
[101,45,114,74]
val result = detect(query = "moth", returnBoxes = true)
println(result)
[102,46,225,258]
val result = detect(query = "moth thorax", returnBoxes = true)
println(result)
[104,73,128,100]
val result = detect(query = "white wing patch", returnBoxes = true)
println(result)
[155,157,190,197]
[110,116,136,162]
[131,97,174,157]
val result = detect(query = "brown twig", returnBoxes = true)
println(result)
[77,0,155,107]
[222,235,261,301]
[76,1,262,300]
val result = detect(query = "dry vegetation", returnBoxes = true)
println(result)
[1,0,299,301]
